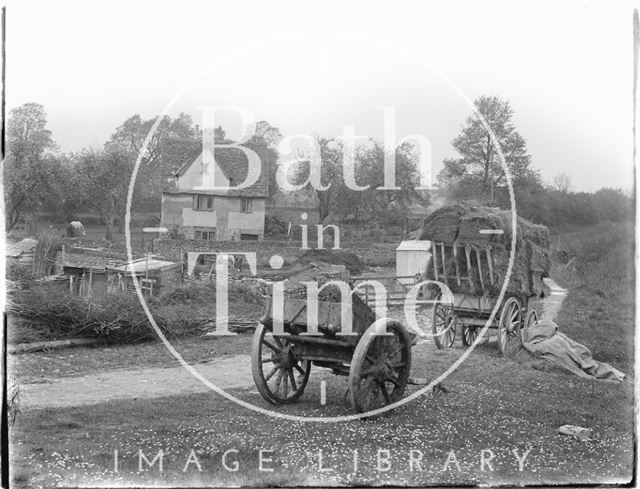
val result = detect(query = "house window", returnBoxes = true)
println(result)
[195,228,216,241]
[194,194,214,211]
[240,233,259,241]
[241,198,252,213]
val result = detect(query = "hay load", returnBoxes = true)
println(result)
[418,204,551,298]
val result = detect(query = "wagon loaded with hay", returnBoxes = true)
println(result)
[419,204,551,354]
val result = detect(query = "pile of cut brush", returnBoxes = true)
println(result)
[418,204,551,298]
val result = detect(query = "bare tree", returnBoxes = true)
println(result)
[552,173,572,193]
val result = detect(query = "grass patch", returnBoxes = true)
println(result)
[550,221,635,375]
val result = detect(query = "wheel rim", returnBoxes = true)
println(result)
[433,303,456,349]
[350,321,411,413]
[463,325,477,347]
[251,323,310,404]
[498,298,521,354]
[525,309,538,329]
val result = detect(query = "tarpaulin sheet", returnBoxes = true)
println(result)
[521,320,625,383]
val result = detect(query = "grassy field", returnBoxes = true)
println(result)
[9,222,636,487]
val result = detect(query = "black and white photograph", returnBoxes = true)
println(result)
[2,1,637,487]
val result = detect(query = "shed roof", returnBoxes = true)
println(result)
[108,259,182,274]
[6,238,37,257]
[395,240,431,252]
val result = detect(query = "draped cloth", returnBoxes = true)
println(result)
[521,320,625,383]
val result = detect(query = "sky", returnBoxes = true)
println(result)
[5,0,637,192]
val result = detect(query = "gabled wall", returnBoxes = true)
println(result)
[176,153,231,192]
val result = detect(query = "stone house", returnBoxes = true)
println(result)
[161,144,271,241]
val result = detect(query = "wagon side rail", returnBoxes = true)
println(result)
[350,274,433,309]
[429,241,497,296]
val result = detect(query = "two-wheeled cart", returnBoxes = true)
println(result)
[251,293,412,413]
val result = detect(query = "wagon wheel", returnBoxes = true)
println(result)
[349,320,412,413]
[461,324,478,347]
[432,301,456,349]
[497,297,522,355]
[251,322,311,404]
[524,309,539,329]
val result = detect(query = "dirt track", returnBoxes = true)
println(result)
[18,279,567,410]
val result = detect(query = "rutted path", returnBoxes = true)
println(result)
[19,355,258,410]
[541,278,568,322]
[17,280,567,410]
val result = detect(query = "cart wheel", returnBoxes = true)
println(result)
[433,301,456,349]
[462,324,477,347]
[251,322,311,404]
[497,297,522,355]
[524,309,538,329]
[349,320,412,413]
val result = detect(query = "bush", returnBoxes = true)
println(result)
[264,215,289,237]
[6,263,34,291]
[552,222,634,300]
[159,281,217,305]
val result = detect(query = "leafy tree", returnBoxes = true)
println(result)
[250,120,282,200]
[39,155,85,222]
[592,188,633,222]
[355,141,428,235]
[4,103,58,229]
[313,137,344,222]
[73,147,132,241]
[106,113,198,227]
[283,136,344,222]
[439,95,540,201]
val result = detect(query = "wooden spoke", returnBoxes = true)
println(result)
[498,298,522,355]
[387,361,406,369]
[288,370,297,391]
[264,365,279,382]
[274,369,284,392]
[349,320,411,413]
[262,340,279,353]
[252,322,311,405]
[361,366,376,377]
[379,382,391,403]
[386,376,401,387]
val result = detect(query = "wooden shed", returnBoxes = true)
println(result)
[395,240,431,285]
[108,258,183,297]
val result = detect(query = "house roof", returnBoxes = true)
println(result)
[167,142,271,198]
